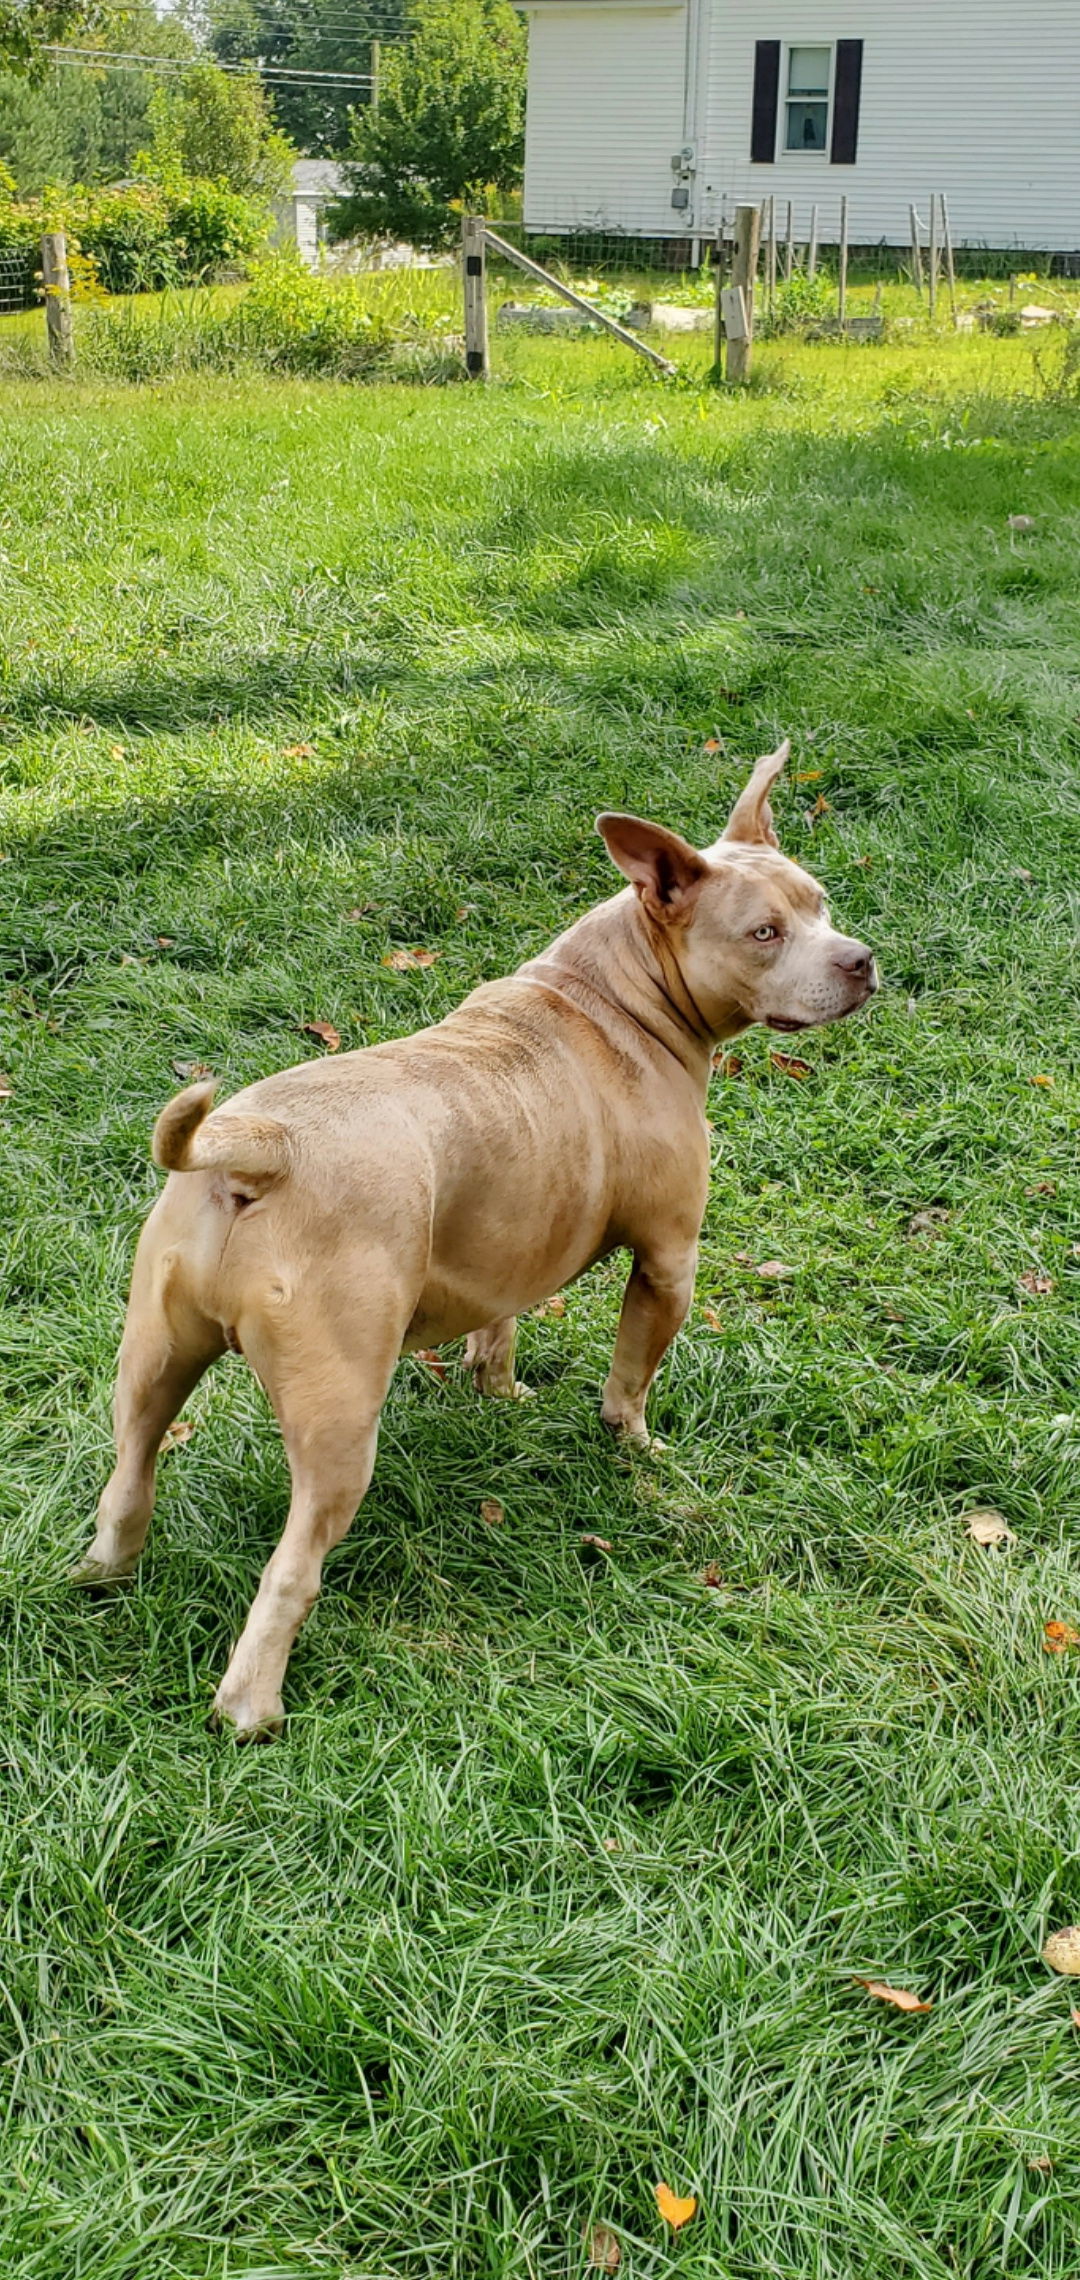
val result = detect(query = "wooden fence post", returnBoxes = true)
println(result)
[909,203,923,295]
[712,215,727,376]
[807,205,819,278]
[41,231,74,370]
[784,200,794,281]
[940,192,958,327]
[462,214,489,380]
[837,197,849,327]
[765,193,776,318]
[724,201,761,383]
[928,193,938,320]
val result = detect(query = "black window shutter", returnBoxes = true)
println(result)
[830,39,863,164]
[750,41,781,164]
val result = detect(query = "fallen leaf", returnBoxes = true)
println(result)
[602,1835,620,1853]
[756,1260,795,1279]
[1008,514,1036,534]
[383,948,440,971]
[701,1561,724,1588]
[159,1419,194,1453]
[480,1498,505,1527]
[713,1051,743,1078]
[302,1019,341,1052]
[1028,2155,1053,2174]
[1043,1621,1080,1654]
[282,741,315,759]
[907,1207,950,1237]
[156,935,176,948]
[795,768,823,783]
[1020,1271,1054,1296]
[853,855,873,868]
[1070,2009,1080,2029]
[965,1508,1014,1547]
[854,1978,932,2013]
[703,737,721,754]
[1026,1181,1056,1197]
[770,1051,812,1079]
[172,1058,213,1081]
[119,953,141,968]
[883,1307,905,1321]
[581,1534,612,1553]
[416,1349,448,1381]
[701,1306,724,1331]
[733,1251,753,1266]
[543,1292,567,1317]
[0,1073,12,1098]
[1013,867,1033,882]
[454,904,473,921]
[810,792,831,817]
[345,904,375,921]
[655,2183,697,2230]
[1030,1074,1054,1089]
[586,2224,621,2272]
[110,744,126,760]
[1045,1926,1080,1974]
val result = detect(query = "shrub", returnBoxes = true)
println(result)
[227,256,393,374]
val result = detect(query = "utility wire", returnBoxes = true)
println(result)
[47,44,376,80]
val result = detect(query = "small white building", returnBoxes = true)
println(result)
[519,1,1080,251]
[273,160,349,268]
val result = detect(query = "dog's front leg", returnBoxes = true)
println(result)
[601,1245,697,1448]
[464,1316,528,1398]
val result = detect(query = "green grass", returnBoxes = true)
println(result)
[2,328,1080,2279]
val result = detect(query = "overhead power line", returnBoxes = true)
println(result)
[47,43,376,82]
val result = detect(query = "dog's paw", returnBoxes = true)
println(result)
[210,1685,285,1742]
[601,1408,665,1456]
[69,1551,139,1588]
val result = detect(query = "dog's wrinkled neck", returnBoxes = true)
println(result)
[520,893,739,1084]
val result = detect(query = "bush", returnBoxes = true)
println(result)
[227,256,393,374]
[0,174,270,293]
[759,267,836,337]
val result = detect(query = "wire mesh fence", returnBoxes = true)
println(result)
[0,246,37,315]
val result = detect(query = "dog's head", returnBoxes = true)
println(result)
[597,742,877,1039]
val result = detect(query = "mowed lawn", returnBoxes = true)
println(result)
[2,331,1080,2280]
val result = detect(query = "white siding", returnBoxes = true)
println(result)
[701,0,1080,248]
[522,0,1080,249]
[523,3,689,235]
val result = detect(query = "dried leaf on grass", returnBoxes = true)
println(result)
[172,1058,213,1082]
[655,2183,697,2229]
[756,1260,796,1280]
[0,1074,12,1099]
[1029,1074,1054,1088]
[283,741,316,759]
[416,1349,448,1381]
[480,1499,505,1527]
[156,935,176,948]
[854,1978,932,2013]
[586,2223,621,2271]
[701,1561,725,1588]
[808,792,831,819]
[581,1534,612,1553]
[1028,2154,1053,2174]
[160,1419,194,1453]
[965,1508,1014,1547]
[907,1207,950,1237]
[1071,2008,1080,2028]
[301,1019,341,1052]
[701,1306,723,1331]
[1043,1622,1080,1654]
[1042,1927,1080,1974]
[345,903,375,922]
[1020,1271,1054,1296]
[702,737,721,755]
[795,769,823,783]
[770,1052,812,1079]
[712,1051,743,1078]
[1026,1181,1057,1197]
[383,947,440,971]
[534,1293,566,1318]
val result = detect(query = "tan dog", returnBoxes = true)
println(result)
[75,743,876,1734]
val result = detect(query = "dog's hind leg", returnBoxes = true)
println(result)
[464,1316,529,1398]
[212,1269,407,1738]
[73,1223,225,1586]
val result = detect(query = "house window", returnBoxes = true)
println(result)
[784,45,831,153]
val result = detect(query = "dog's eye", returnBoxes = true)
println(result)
[752,923,780,942]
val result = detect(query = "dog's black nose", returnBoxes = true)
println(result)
[833,941,875,983]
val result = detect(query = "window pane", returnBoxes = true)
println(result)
[788,45,830,95]
[785,100,828,151]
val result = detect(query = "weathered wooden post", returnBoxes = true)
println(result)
[928,193,938,320]
[909,203,924,295]
[837,197,849,327]
[41,231,74,370]
[462,214,489,380]
[724,201,760,383]
[765,193,777,318]
[784,200,794,282]
[940,192,958,327]
[711,216,727,376]
[807,204,819,279]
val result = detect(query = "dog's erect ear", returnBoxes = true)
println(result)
[596,813,709,924]
[721,740,790,848]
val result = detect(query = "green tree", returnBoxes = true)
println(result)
[0,2,194,193]
[208,0,394,158]
[0,0,101,76]
[331,0,525,249]
[139,58,294,201]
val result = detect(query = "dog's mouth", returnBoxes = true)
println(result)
[767,1015,812,1033]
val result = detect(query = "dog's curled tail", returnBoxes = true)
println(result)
[152,1080,290,1188]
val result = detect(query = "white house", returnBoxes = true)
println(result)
[273,161,349,268]
[519,1,1080,251]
